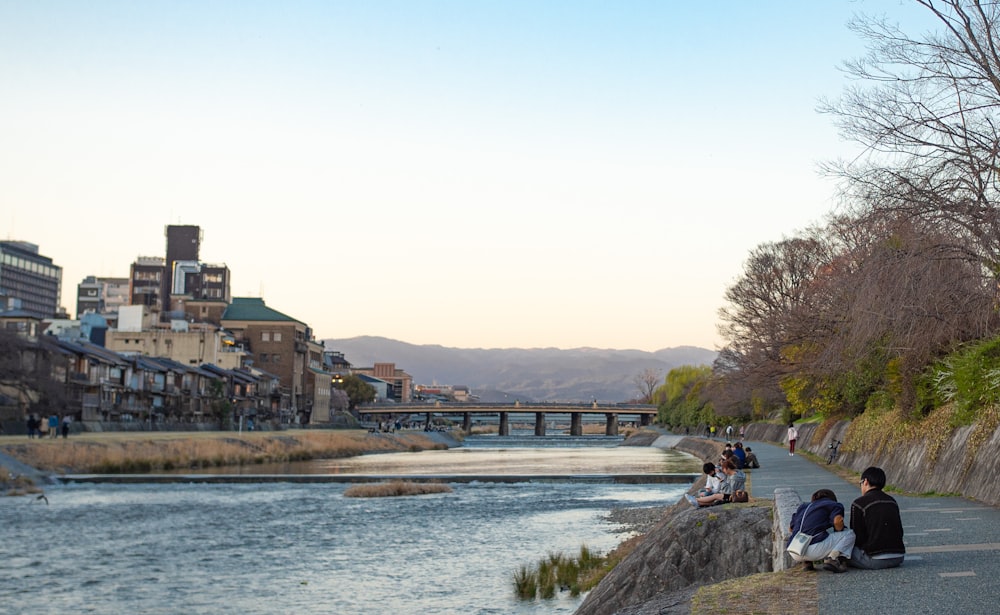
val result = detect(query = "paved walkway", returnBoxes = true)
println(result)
[746,439,1000,614]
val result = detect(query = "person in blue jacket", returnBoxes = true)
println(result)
[787,488,856,572]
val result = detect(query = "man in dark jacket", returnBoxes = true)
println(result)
[849,466,905,569]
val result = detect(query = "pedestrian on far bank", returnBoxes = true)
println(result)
[739,424,746,440]
[725,424,734,441]
[61,415,71,439]
[787,422,798,456]
[849,467,905,569]
[48,414,59,439]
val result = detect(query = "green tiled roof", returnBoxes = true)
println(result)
[221,297,303,324]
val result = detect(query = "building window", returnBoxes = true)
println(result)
[272,354,280,363]
[261,332,270,342]
[260,354,268,363]
[273,332,282,342]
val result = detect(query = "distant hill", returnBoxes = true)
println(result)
[322,336,718,403]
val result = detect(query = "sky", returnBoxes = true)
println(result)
[0,1,939,352]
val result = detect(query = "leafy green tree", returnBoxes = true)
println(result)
[336,375,376,409]
[655,365,714,427]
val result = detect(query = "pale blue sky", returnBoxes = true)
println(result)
[0,1,935,351]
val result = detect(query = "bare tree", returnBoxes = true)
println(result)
[633,368,661,404]
[821,0,1000,298]
[714,235,835,407]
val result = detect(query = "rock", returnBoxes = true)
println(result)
[575,501,773,615]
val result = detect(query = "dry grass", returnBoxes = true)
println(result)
[0,430,447,474]
[343,480,453,497]
[1,466,43,496]
[691,567,818,614]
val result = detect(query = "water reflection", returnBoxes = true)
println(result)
[169,438,701,478]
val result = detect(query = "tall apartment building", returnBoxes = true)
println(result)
[129,256,166,308]
[76,275,129,318]
[0,241,63,318]
[127,225,231,320]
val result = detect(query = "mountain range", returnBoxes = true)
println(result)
[322,336,718,403]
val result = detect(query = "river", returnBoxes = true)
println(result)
[0,436,698,614]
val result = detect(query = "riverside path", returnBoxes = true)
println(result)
[746,439,1000,614]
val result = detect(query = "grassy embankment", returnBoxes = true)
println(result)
[0,429,448,476]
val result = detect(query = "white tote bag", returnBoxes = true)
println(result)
[786,502,814,556]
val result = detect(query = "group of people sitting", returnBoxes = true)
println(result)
[684,440,764,508]
[786,466,906,573]
[722,441,760,470]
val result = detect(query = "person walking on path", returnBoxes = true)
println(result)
[787,422,798,456]
[47,414,58,439]
[849,466,905,569]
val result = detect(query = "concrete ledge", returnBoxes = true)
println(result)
[773,487,802,571]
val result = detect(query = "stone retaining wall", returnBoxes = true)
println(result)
[743,420,999,506]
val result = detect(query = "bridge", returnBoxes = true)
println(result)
[357,401,658,436]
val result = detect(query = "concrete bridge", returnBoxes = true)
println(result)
[358,401,657,436]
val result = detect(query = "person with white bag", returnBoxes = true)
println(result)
[786,488,856,572]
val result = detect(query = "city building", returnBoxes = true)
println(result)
[76,275,129,319]
[105,305,244,367]
[305,346,333,424]
[351,362,413,403]
[127,225,231,320]
[0,241,63,319]
[129,256,165,309]
[221,297,318,423]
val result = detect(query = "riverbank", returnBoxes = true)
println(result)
[584,422,1000,615]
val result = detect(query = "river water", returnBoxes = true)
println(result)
[0,436,698,615]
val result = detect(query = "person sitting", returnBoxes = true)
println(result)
[786,489,856,573]
[743,447,761,469]
[731,442,747,469]
[696,462,722,497]
[686,460,744,507]
[849,466,905,569]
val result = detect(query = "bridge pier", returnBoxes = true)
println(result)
[463,412,471,433]
[640,413,652,426]
[425,412,432,429]
[570,412,582,436]
[605,413,618,436]
[534,412,546,436]
[499,412,509,436]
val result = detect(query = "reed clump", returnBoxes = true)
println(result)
[343,480,453,498]
[513,544,605,600]
[1,466,43,496]
[0,430,447,474]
